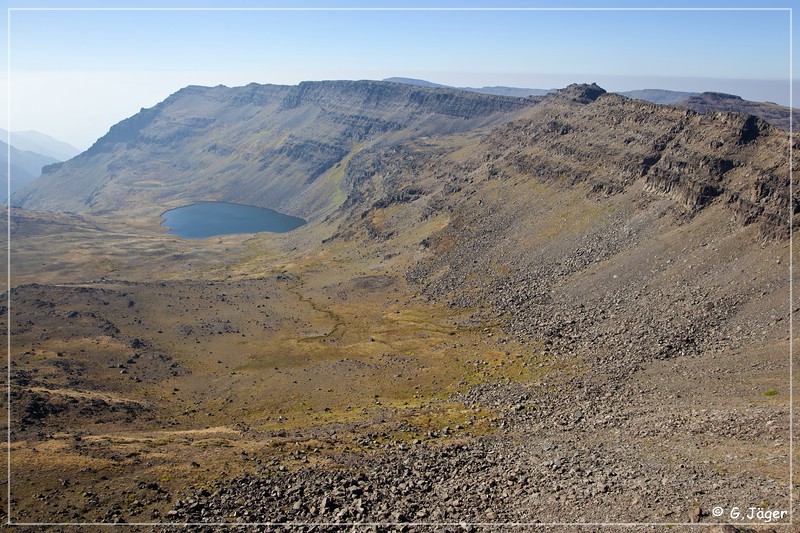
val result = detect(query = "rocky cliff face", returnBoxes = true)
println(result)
[12,81,534,217]
[327,84,793,410]
[675,91,793,131]
[470,90,792,240]
[325,84,794,248]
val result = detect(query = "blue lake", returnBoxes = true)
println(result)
[161,201,306,239]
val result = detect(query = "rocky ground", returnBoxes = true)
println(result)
[3,86,797,532]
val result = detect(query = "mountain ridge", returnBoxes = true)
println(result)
[14,79,791,242]
[333,87,791,248]
[383,77,793,130]
[674,91,793,131]
[14,80,536,216]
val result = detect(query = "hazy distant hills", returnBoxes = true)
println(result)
[0,140,59,203]
[0,128,80,162]
[384,78,791,130]
[12,80,535,215]
[617,89,699,104]
[0,129,79,203]
[384,77,551,98]
[385,77,697,101]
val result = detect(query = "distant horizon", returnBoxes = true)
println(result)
[3,3,796,150]
[1,75,793,152]
[380,75,794,102]
[15,76,797,152]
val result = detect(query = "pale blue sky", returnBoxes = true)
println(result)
[2,0,797,149]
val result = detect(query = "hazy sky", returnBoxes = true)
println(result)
[2,0,797,150]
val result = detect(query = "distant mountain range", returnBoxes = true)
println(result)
[383,77,791,130]
[0,129,80,162]
[383,77,552,98]
[0,129,80,203]
[0,140,60,203]
[618,88,700,104]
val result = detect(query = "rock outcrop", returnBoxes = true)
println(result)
[675,91,793,131]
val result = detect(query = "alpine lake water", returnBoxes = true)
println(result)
[161,201,306,239]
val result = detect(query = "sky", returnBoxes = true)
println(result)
[1,0,798,150]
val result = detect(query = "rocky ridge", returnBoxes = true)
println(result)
[675,92,793,132]
[13,80,536,217]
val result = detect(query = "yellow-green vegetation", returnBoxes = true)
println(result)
[300,142,367,217]
[131,180,165,189]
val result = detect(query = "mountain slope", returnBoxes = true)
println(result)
[336,84,792,245]
[12,80,536,217]
[169,85,793,522]
[321,82,792,430]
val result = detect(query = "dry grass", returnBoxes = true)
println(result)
[2,206,563,523]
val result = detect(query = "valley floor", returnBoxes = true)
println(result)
[1,202,796,532]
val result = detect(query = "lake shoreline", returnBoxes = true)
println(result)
[160,200,306,239]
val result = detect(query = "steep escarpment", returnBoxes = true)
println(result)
[12,80,535,217]
[339,86,793,243]
[504,90,792,239]
[333,84,793,385]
